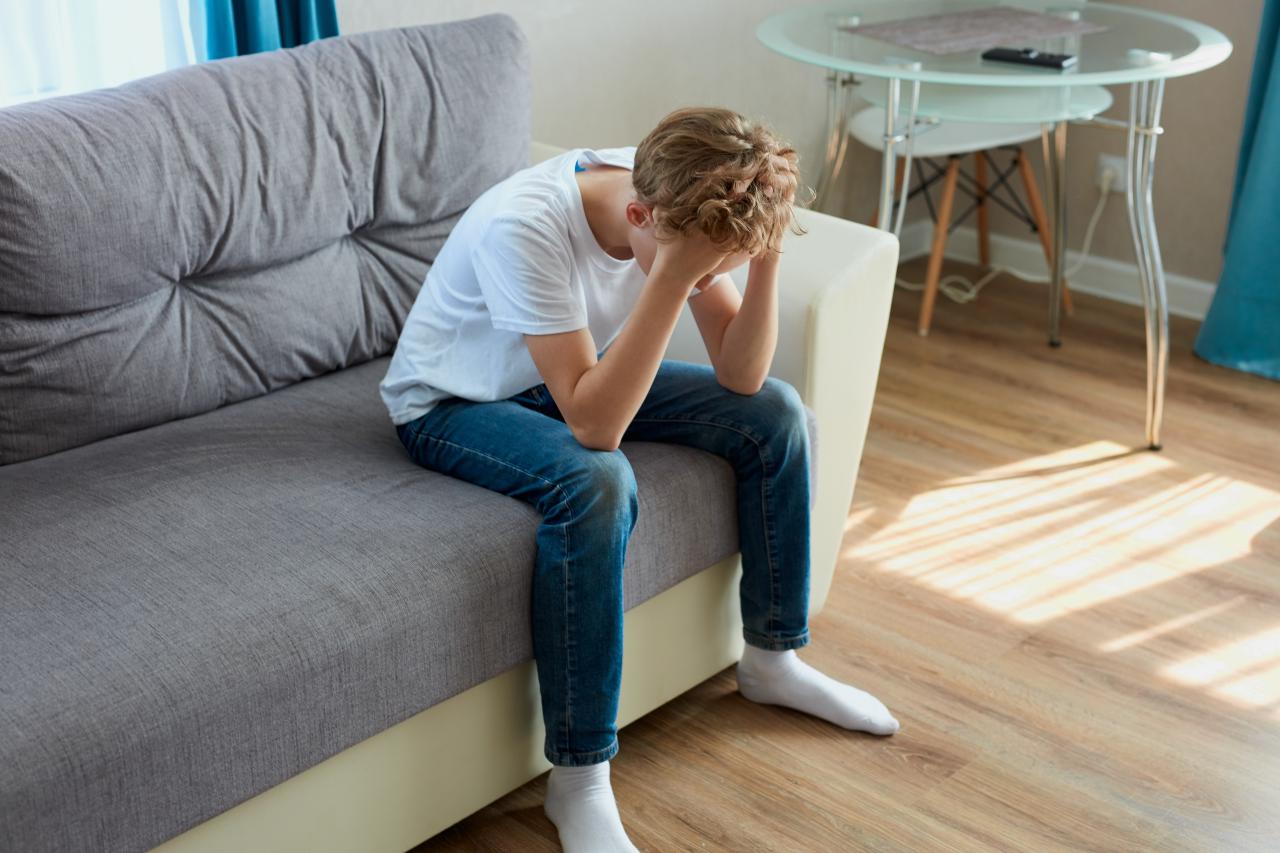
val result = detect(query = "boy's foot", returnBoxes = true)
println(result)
[736,645,900,735]
[544,760,640,853]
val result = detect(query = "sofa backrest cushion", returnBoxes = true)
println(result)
[0,14,531,465]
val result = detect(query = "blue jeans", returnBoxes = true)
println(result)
[394,359,812,766]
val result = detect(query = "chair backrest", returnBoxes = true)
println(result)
[0,14,531,465]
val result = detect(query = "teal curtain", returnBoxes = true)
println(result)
[202,0,338,60]
[1193,1,1280,380]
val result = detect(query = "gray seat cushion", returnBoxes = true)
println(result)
[0,357,765,852]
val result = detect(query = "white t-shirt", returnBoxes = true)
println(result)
[379,145,705,425]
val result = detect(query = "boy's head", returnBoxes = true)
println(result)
[625,106,814,276]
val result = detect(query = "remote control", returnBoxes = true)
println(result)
[981,46,1077,70]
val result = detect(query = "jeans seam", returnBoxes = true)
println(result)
[743,625,809,642]
[628,414,780,636]
[564,502,572,753]
[410,431,578,754]
[629,414,767,445]
[420,434,569,506]
[547,736,618,765]
[762,442,777,635]
[743,626,810,650]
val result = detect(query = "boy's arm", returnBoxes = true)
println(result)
[688,250,782,395]
[523,273,687,452]
[525,242,726,452]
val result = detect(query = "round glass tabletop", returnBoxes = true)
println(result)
[757,1,1232,87]
[857,82,1113,123]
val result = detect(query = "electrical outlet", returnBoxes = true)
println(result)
[1096,153,1126,192]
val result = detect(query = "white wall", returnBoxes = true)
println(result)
[336,0,848,219]
[337,0,1262,287]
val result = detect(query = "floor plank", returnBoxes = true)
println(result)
[415,261,1280,852]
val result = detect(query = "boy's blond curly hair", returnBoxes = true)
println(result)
[632,106,815,256]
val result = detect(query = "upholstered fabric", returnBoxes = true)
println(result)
[0,14,828,852]
[0,14,531,465]
[0,356,780,852]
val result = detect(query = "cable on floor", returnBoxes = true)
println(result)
[896,167,1117,304]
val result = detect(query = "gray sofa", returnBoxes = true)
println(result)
[0,13,899,853]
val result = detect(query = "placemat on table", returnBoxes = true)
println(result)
[844,7,1107,57]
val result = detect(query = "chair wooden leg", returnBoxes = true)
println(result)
[920,156,961,336]
[975,151,990,267]
[1017,149,1075,315]
[868,155,907,228]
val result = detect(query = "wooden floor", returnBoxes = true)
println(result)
[417,260,1280,852]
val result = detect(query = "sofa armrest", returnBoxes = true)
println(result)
[530,140,571,166]
[529,140,899,617]
[670,209,897,616]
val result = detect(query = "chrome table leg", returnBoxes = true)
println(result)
[876,76,901,232]
[892,75,921,237]
[877,63,921,236]
[814,15,862,212]
[1125,78,1169,450]
[814,70,860,213]
[814,69,844,211]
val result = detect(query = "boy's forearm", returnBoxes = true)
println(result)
[565,268,692,449]
[715,254,780,393]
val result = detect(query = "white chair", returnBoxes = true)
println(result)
[849,107,1074,335]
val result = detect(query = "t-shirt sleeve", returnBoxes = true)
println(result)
[687,273,731,299]
[471,215,588,335]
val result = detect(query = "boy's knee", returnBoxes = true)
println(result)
[755,376,807,436]
[559,450,638,527]
[587,451,638,511]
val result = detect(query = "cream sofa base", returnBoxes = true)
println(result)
[155,555,752,853]
[152,140,898,852]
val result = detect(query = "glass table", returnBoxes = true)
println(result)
[757,0,1233,449]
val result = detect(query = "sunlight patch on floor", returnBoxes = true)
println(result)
[1100,595,1250,652]
[1162,626,1280,714]
[841,441,1280,628]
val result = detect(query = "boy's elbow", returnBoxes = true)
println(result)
[572,423,623,453]
[716,368,766,396]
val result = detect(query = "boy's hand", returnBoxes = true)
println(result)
[652,227,730,289]
[750,246,782,273]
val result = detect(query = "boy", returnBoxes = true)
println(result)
[380,107,899,852]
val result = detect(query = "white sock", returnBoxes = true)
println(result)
[736,644,901,736]
[544,760,640,853]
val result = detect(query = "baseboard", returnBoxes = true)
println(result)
[897,221,1216,321]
